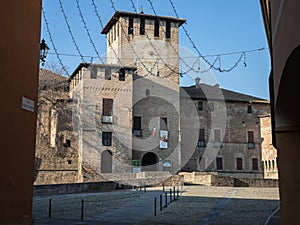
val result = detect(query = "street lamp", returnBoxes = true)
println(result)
[40,39,49,66]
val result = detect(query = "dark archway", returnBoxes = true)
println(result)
[142,152,159,171]
[101,150,112,173]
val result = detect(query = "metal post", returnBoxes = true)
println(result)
[165,192,168,208]
[169,189,172,202]
[48,198,52,218]
[177,188,179,198]
[154,197,157,216]
[173,187,176,200]
[81,199,84,220]
[160,194,163,211]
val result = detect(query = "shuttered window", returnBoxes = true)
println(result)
[236,158,243,170]
[160,117,168,130]
[128,17,134,34]
[214,129,221,141]
[216,157,223,170]
[140,17,145,35]
[199,129,205,141]
[102,132,112,146]
[102,99,113,116]
[133,116,141,130]
[166,21,171,38]
[248,131,254,143]
[154,19,159,37]
[252,158,259,170]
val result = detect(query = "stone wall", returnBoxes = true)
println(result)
[33,181,117,195]
[211,175,278,187]
[179,172,278,187]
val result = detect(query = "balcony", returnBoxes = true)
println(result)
[102,115,113,123]
[247,142,255,149]
[214,141,222,148]
[197,140,206,147]
[133,129,142,137]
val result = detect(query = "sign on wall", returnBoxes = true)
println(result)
[159,130,168,149]
[22,97,34,112]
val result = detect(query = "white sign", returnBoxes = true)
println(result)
[22,97,34,112]
[159,130,168,149]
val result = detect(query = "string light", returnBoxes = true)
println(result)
[75,0,104,64]
[42,7,70,76]
[58,0,85,63]
[168,0,251,73]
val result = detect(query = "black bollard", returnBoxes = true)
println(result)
[81,199,84,220]
[173,187,176,200]
[154,197,157,216]
[177,189,179,198]
[48,198,52,218]
[169,189,172,202]
[160,194,163,211]
[165,192,168,208]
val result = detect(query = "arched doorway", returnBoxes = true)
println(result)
[142,152,159,171]
[101,150,112,173]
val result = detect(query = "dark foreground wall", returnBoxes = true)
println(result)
[0,1,41,224]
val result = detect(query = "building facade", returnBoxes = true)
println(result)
[180,83,277,179]
[35,10,278,185]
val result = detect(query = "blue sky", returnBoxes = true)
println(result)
[41,0,270,99]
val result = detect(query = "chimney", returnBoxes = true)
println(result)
[195,77,201,88]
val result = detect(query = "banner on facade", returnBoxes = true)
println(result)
[159,130,168,149]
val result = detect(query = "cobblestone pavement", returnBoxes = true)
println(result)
[32,185,279,225]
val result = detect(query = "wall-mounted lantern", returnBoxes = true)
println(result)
[40,39,49,66]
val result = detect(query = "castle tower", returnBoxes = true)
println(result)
[101,11,186,84]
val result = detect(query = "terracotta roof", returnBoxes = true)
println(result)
[101,11,186,34]
[182,83,269,103]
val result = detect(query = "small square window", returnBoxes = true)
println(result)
[67,160,72,165]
